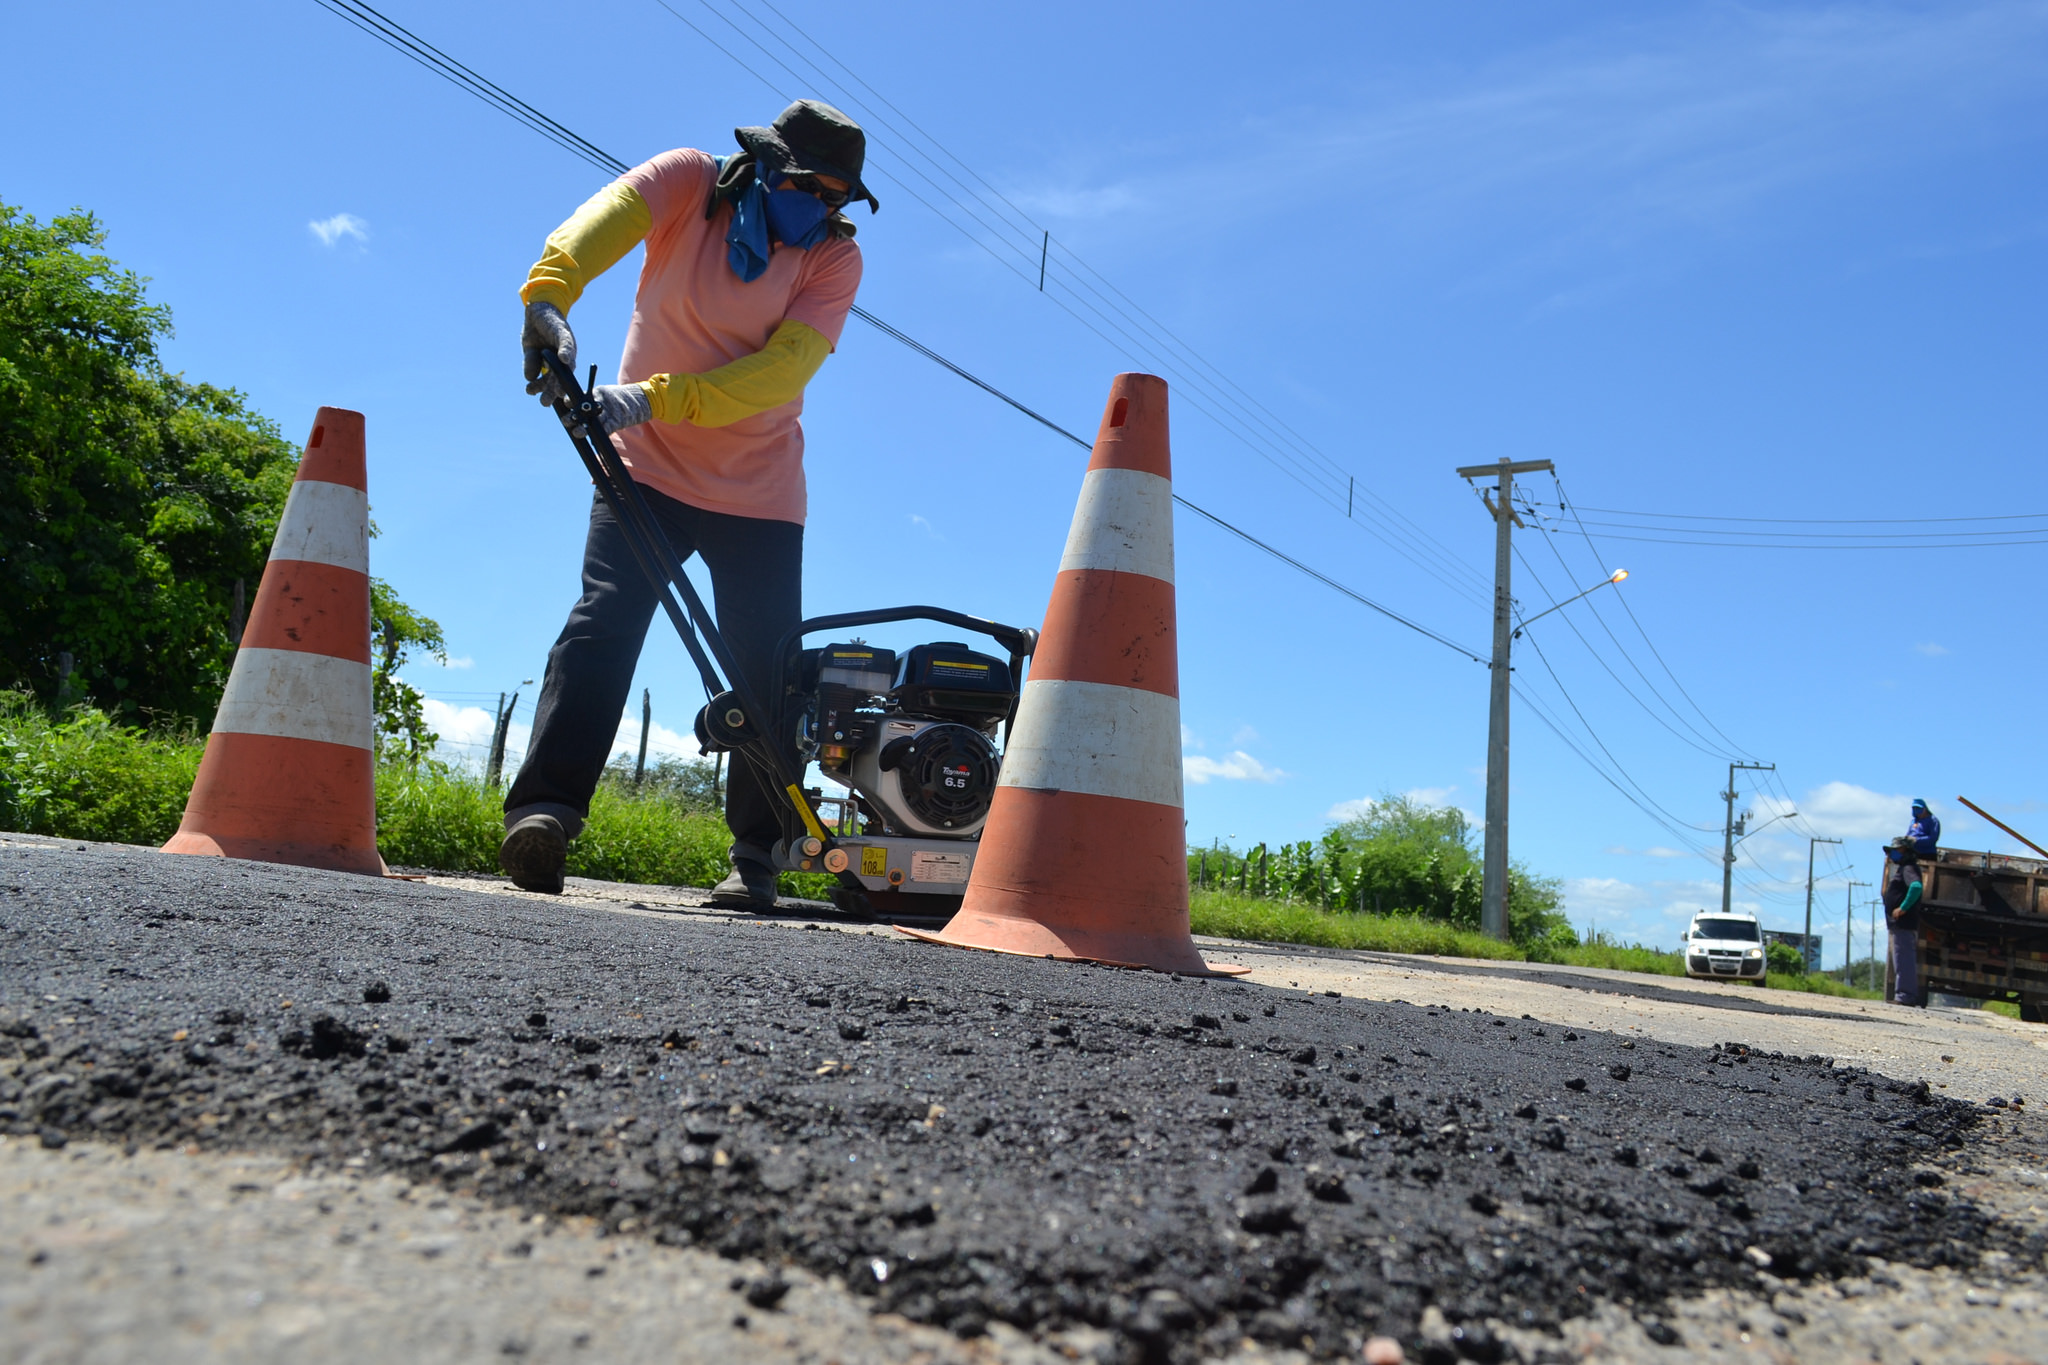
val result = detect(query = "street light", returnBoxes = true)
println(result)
[1513,569,1628,638]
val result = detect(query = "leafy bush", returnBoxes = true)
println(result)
[1765,941,1808,976]
[1188,792,1572,945]
[0,694,201,844]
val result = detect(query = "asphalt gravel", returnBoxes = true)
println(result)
[3,837,2040,1363]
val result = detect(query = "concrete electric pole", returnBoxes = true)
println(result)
[1845,879,1870,983]
[1455,457,1554,940]
[1721,761,1775,915]
[1804,835,1842,970]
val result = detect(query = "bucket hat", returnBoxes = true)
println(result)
[735,100,880,212]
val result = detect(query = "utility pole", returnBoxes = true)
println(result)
[1721,761,1775,915]
[1455,456,1554,940]
[635,688,652,785]
[485,690,519,788]
[1804,836,1842,970]
[1845,880,1870,984]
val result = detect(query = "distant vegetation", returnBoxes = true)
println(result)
[0,697,828,894]
[1189,793,1575,947]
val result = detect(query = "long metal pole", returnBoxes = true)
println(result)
[635,687,652,785]
[1844,880,1870,985]
[1455,457,1552,941]
[1482,463,1514,941]
[1805,835,1841,970]
[1722,766,1737,916]
[1721,761,1774,915]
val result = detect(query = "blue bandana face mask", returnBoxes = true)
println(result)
[765,180,832,249]
[725,162,833,282]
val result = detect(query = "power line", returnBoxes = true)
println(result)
[311,0,1485,664]
[1511,528,1739,763]
[1509,603,1723,848]
[1524,493,1746,763]
[1550,475,1760,761]
[1537,502,2048,526]
[1531,524,2048,550]
[1559,517,2046,542]
[653,0,1494,607]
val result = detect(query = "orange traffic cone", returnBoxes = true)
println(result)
[900,374,1244,975]
[163,408,387,876]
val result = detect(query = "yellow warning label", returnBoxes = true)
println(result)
[934,660,989,670]
[786,784,827,842]
[860,846,889,877]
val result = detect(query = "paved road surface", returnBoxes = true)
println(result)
[4,834,2044,1363]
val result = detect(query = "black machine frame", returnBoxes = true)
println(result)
[538,352,1035,905]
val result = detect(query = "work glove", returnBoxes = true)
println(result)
[522,301,577,404]
[591,383,653,434]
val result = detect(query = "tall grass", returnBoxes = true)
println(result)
[0,694,785,890]
[1190,891,1524,960]
[1544,939,1685,976]
[0,696,202,844]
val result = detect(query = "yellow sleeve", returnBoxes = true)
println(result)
[638,320,833,427]
[519,182,653,312]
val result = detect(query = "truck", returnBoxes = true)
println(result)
[1899,845,2048,1021]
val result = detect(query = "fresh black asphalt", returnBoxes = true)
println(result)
[3,837,2037,1363]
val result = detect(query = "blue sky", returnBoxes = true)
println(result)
[12,0,2047,959]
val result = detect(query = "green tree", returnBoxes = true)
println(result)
[371,577,445,763]
[1766,941,1807,976]
[0,200,442,735]
[0,202,298,720]
[1233,791,1575,945]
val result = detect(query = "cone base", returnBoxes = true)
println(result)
[893,921,1248,977]
[162,829,388,877]
[164,731,384,877]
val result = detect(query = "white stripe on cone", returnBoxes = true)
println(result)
[268,481,371,573]
[1057,468,1176,585]
[997,679,1183,808]
[212,648,374,750]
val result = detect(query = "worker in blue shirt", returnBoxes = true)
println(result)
[1883,798,1939,1005]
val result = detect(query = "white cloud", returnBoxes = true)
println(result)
[1913,642,1949,656]
[908,513,942,540]
[611,710,701,765]
[1224,1,2048,302]
[417,655,474,670]
[1180,724,1201,750]
[1782,780,1917,841]
[1184,750,1285,785]
[1324,786,1472,824]
[309,212,369,247]
[1014,182,1143,221]
[422,697,525,773]
[1230,725,1261,748]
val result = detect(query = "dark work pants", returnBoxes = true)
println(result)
[505,486,802,867]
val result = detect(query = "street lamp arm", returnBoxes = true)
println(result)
[1735,811,1797,844]
[1513,570,1628,638]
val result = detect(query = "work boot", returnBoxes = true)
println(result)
[710,857,779,909]
[499,813,567,895]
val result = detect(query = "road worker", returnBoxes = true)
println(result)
[1882,798,1939,1005]
[498,100,877,903]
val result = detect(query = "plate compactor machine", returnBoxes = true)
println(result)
[541,352,1034,920]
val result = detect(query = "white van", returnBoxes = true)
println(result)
[1683,911,1766,982]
